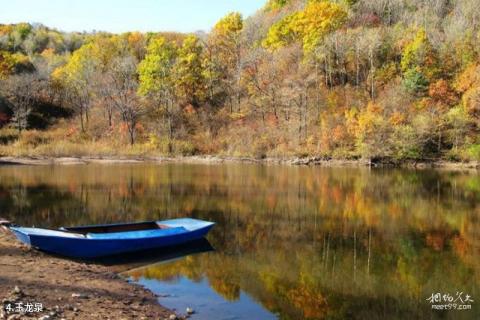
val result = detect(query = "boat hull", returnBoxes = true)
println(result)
[10,218,214,259]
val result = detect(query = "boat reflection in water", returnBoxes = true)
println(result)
[98,238,215,273]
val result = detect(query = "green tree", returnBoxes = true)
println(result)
[174,35,205,107]
[403,68,429,94]
[138,37,177,96]
[401,29,439,95]
[138,36,178,151]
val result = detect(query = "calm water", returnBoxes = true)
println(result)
[0,163,479,319]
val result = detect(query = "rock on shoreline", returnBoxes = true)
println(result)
[0,155,478,171]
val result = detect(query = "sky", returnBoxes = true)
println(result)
[0,0,265,33]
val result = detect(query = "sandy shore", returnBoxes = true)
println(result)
[0,227,178,320]
[0,155,478,171]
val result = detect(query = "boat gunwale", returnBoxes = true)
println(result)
[10,219,215,240]
[12,229,193,242]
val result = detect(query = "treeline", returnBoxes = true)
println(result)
[0,0,479,161]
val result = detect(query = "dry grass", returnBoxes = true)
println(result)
[2,116,478,161]
[0,119,200,158]
[0,129,138,159]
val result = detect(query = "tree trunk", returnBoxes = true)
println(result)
[168,115,173,154]
[315,60,321,122]
[80,111,85,133]
[129,122,135,145]
[304,91,308,141]
[108,107,113,128]
[272,93,278,120]
[85,107,89,126]
[355,44,360,87]
[437,130,442,152]
[370,52,375,100]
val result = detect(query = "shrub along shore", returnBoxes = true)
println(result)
[0,124,478,170]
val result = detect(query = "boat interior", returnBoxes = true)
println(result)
[63,221,171,234]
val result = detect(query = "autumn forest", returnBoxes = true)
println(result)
[0,0,479,162]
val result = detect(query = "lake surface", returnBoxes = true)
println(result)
[0,163,479,319]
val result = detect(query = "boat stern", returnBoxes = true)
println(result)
[159,218,215,233]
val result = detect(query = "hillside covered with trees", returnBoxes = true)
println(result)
[0,0,479,162]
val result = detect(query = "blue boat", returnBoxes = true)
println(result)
[9,218,215,259]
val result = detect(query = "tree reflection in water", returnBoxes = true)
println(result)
[0,164,479,319]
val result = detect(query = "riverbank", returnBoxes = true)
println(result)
[0,227,176,320]
[0,155,479,171]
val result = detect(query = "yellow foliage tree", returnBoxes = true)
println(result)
[262,1,347,52]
